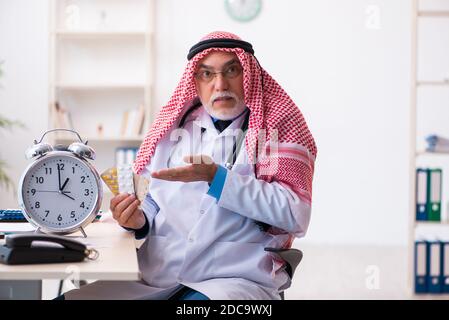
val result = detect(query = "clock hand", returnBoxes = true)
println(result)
[57,164,62,191]
[61,192,75,201]
[61,177,69,192]
[34,190,72,193]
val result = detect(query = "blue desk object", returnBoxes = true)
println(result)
[0,210,27,223]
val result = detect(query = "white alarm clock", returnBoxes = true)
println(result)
[18,129,103,237]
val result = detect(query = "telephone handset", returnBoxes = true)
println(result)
[0,234,98,265]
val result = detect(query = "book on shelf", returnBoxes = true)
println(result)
[416,168,442,222]
[121,104,145,138]
[414,237,449,294]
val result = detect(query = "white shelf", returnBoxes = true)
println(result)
[49,0,154,169]
[408,0,449,299]
[55,37,147,86]
[412,293,449,300]
[416,150,449,157]
[55,135,144,143]
[55,84,146,91]
[54,30,148,39]
[415,221,449,226]
[54,0,150,33]
[416,80,449,86]
[418,11,449,17]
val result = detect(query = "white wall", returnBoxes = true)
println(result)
[154,0,412,246]
[0,0,49,207]
[0,0,412,246]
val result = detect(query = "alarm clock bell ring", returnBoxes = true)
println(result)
[68,142,96,160]
[25,142,54,160]
[26,129,95,160]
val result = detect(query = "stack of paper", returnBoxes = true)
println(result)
[425,135,449,153]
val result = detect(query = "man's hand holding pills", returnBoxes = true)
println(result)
[110,193,146,230]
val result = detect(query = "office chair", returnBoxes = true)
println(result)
[264,247,303,300]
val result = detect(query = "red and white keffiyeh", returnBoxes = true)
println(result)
[134,31,317,219]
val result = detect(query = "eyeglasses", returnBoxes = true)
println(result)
[194,64,243,83]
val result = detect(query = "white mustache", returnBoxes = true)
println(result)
[209,91,238,104]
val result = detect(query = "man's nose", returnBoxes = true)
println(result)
[213,73,229,91]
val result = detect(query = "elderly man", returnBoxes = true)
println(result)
[65,31,316,300]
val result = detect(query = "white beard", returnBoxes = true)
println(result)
[202,91,247,120]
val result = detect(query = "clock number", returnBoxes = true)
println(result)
[31,189,36,196]
[45,210,50,217]
[35,177,44,184]
[72,167,76,174]
[35,201,40,208]
[57,163,65,171]
[84,189,90,196]
[80,202,85,208]
[57,214,63,222]
[70,211,76,218]
[81,176,86,183]
[45,167,52,175]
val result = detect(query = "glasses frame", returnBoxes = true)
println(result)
[194,64,243,83]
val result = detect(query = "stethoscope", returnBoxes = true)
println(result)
[166,103,250,170]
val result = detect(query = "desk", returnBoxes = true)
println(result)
[0,213,140,299]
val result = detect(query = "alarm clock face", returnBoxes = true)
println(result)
[18,151,102,234]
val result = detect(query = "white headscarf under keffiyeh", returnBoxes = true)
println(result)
[134,31,317,242]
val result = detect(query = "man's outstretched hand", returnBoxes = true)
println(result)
[151,155,217,183]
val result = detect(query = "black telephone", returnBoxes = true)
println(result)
[0,234,96,265]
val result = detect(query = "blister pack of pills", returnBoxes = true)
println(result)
[117,164,135,195]
[100,166,149,202]
[100,167,119,195]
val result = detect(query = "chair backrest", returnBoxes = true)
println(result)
[264,247,303,299]
[264,247,303,278]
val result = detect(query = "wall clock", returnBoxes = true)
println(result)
[225,0,262,22]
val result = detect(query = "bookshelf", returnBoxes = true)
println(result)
[409,0,449,299]
[48,0,155,211]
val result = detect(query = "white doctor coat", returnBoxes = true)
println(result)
[65,107,311,300]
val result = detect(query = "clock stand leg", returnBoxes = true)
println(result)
[79,227,87,238]
[33,227,87,238]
